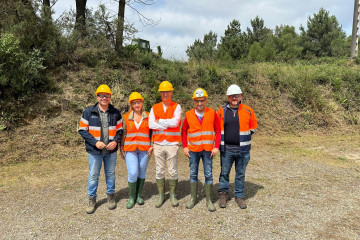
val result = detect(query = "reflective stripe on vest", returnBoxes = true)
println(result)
[185,108,216,152]
[152,102,181,143]
[123,111,151,151]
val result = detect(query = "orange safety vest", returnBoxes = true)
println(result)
[152,101,181,143]
[185,108,216,152]
[123,111,151,151]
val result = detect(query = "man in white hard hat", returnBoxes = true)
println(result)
[217,84,257,209]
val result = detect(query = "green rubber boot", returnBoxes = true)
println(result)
[136,178,145,205]
[155,178,165,208]
[186,182,198,209]
[169,179,179,207]
[126,182,137,209]
[205,183,216,212]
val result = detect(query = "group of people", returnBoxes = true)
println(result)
[78,81,257,214]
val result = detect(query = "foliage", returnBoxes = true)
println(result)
[217,20,249,60]
[0,33,48,99]
[300,8,346,58]
[246,16,273,46]
[273,25,303,62]
[186,31,217,60]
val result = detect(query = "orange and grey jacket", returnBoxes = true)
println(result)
[78,103,123,154]
[217,103,257,153]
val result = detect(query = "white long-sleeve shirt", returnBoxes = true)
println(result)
[149,103,182,146]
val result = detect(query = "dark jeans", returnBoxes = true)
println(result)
[189,150,213,184]
[218,150,250,198]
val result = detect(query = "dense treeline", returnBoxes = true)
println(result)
[0,1,359,131]
[186,9,350,62]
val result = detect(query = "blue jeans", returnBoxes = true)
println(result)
[125,149,149,182]
[189,150,213,184]
[88,152,117,198]
[218,151,250,198]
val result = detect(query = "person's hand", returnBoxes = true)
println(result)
[147,147,153,157]
[95,141,106,149]
[106,141,117,151]
[120,147,125,159]
[210,148,219,158]
[183,147,190,158]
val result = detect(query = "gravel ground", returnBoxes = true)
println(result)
[1,134,359,239]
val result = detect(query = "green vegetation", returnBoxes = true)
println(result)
[0,2,359,134]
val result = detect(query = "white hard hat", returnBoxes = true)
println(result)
[226,84,242,95]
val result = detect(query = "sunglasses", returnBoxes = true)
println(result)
[97,94,111,99]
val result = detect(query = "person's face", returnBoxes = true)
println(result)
[193,97,207,112]
[97,93,111,107]
[160,91,173,103]
[131,100,143,112]
[227,94,242,107]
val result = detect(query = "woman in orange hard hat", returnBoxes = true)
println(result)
[120,92,153,209]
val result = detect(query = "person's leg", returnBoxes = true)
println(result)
[202,151,215,212]
[103,152,117,210]
[218,151,234,193]
[218,151,234,208]
[125,150,139,209]
[88,153,103,198]
[154,144,166,208]
[186,151,200,209]
[166,145,179,206]
[125,151,139,183]
[136,150,149,205]
[103,152,117,194]
[87,153,103,214]
[234,152,250,209]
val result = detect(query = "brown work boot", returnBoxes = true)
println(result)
[235,197,247,209]
[107,193,117,210]
[218,191,227,208]
[86,196,96,214]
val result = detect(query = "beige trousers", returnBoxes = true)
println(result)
[153,143,179,180]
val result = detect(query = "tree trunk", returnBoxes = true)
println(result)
[115,0,126,55]
[75,0,87,36]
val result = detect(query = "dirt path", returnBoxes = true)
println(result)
[1,134,359,239]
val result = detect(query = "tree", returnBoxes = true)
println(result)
[116,0,159,55]
[300,8,346,58]
[75,0,87,35]
[186,31,217,60]
[217,19,248,60]
[246,16,273,46]
[273,25,302,61]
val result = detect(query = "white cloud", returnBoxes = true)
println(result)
[53,0,355,60]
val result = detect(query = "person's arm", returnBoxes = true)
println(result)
[210,111,220,158]
[249,108,257,135]
[181,116,190,157]
[213,112,221,148]
[148,107,166,130]
[120,118,127,159]
[158,104,182,128]
[78,111,98,147]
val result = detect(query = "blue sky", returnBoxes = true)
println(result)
[54,0,355,60]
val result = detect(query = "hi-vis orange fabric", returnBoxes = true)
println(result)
[217,103,257,153]
[152,101,181,143]
[123,111,151,151]
[185,108,215,152]
[79,117,122,141]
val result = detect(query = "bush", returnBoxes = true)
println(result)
[0,33,48,99]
